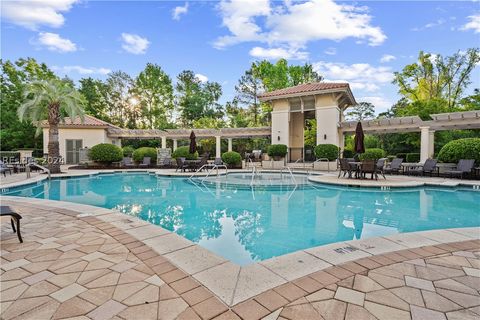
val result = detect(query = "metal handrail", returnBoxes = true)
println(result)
[200,164,228,182]
[281,166,297,185]
[250,166,257,186]
[314,158,331,172]
[188,164,209,179]
[28,162,51,179]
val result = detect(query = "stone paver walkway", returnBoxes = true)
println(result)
[1,200,479,320]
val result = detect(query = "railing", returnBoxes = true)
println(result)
[28,162,51,179]
[200,164,228,182]
[250,166,257,186]
[281,166,297,185]
[315,158,331,172]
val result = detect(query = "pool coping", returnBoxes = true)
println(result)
[1,193,478,307]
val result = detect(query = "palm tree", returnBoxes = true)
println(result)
[18,79,86,174]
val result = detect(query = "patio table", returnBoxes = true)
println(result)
[348,162,362,179]
[401,163,422,175]
[184,160,201,172]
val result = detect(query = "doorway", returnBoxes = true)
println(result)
[66,139,83,164]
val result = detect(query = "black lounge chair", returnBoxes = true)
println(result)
[376,158,387,179]
[0,161,13,177]
[444,159,475,179]
[175,157,187,172]
[409,159,438,177]
[138,157,151,168]
[1,206,23,243]
[338,158,353,178]
[122,157,135,168]
[384,158,403,175]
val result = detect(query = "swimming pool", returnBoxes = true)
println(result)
[2,172,479,265]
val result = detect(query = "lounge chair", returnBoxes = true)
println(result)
[122,157,135,168]
[409,159,438,177]
[138,157,151,168]
[360,160,378,180]
[444,159,475,179]
[0,206,23,243]
[159,156,172,168]
[376,158,387,179]
[196,155,209,171]
[384,158,403,175]
[0,161,12,177]
[175,157,187,172]
[338,158,353,178]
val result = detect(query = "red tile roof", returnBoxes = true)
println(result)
[258,82,351,99]
[41,115,118,128]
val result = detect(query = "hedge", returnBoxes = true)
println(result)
[133,147,157,162]
[396,153,407,160]
[437,138,480,163]
[359,148,385,161]
[89,144,123,164]
[221,151,242,166]
[172,146,198,160]
[406,153,420,163]
[122,146,135,157]
[314,144,339,161]
[342,148,354,159]
[267,144,288,157]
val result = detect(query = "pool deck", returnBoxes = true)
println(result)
[1,195,479,320]
[1,168,479,319]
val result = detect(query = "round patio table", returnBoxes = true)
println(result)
[348,162,362,179]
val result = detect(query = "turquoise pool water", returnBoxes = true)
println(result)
[2,172,479,265]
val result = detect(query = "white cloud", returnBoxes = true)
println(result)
[461,14,480,33]
[53,65,111,75]
[215,0,386,52]
[36,32,77,53]
[195,73,208,82]
[1,0,79,30]
[313,61,394,91]
[412,18,446,31]
[358,96,392,113]
[172,2,189,20]
[249,46,308,60]
[324,47,337,55]
[380,54,396,63]
[121,33,150,54]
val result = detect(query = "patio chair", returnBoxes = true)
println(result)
[338,158,353,178]
[376,158,387,179]
[384,158,403,175]
[0,206,23,243]
[159,156,172,168]
[409,159,438,177]
[0,161,12,177]
[138,157,151,168]
[175,157,187,172]
[196,154,209,171]
[122,157,135,168]
[444,159,475,179]
[360,160,378,180]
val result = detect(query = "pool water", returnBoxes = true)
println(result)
[2,172,479,265]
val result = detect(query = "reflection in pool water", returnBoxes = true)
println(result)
[3,173,479,265]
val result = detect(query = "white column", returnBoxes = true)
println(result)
[316,106,340,147]
[228,138,233,152]
[215,136,221,158]
[420,126,430,163]
[429,130,435,159]
[161,136,167,149]
[173,139,178,151]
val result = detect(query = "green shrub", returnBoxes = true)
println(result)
[171,146,198,160]
[89,144,123,164]
[342,148,354,158]
[314,144,339,161]
[387,155,396,162]
[221,151,242,166]
[406,153,420,163]
[122,146,135,157]
[437,138,480,163]
[359,148,385,161]
[267,144,288,157]
[132,147,157,162]
[396,153,407,160]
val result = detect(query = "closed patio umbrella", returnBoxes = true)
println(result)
[189,131,197,154]
[354,121,365,154]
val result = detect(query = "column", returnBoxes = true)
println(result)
[215,136,221,158]
[429,130,435,159]
[173,139,178,151]
[228,138,233,152]
[316,106,340,147]
[161,136,167,149]
[420,126,430,163]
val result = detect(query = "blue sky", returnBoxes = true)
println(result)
[1,0,479,114]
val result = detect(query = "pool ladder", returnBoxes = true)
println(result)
[188,164,228,182]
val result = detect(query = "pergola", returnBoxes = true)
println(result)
[107,127,271,158]
[340,110,480,162]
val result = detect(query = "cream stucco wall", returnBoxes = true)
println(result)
[43,127,112,163]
